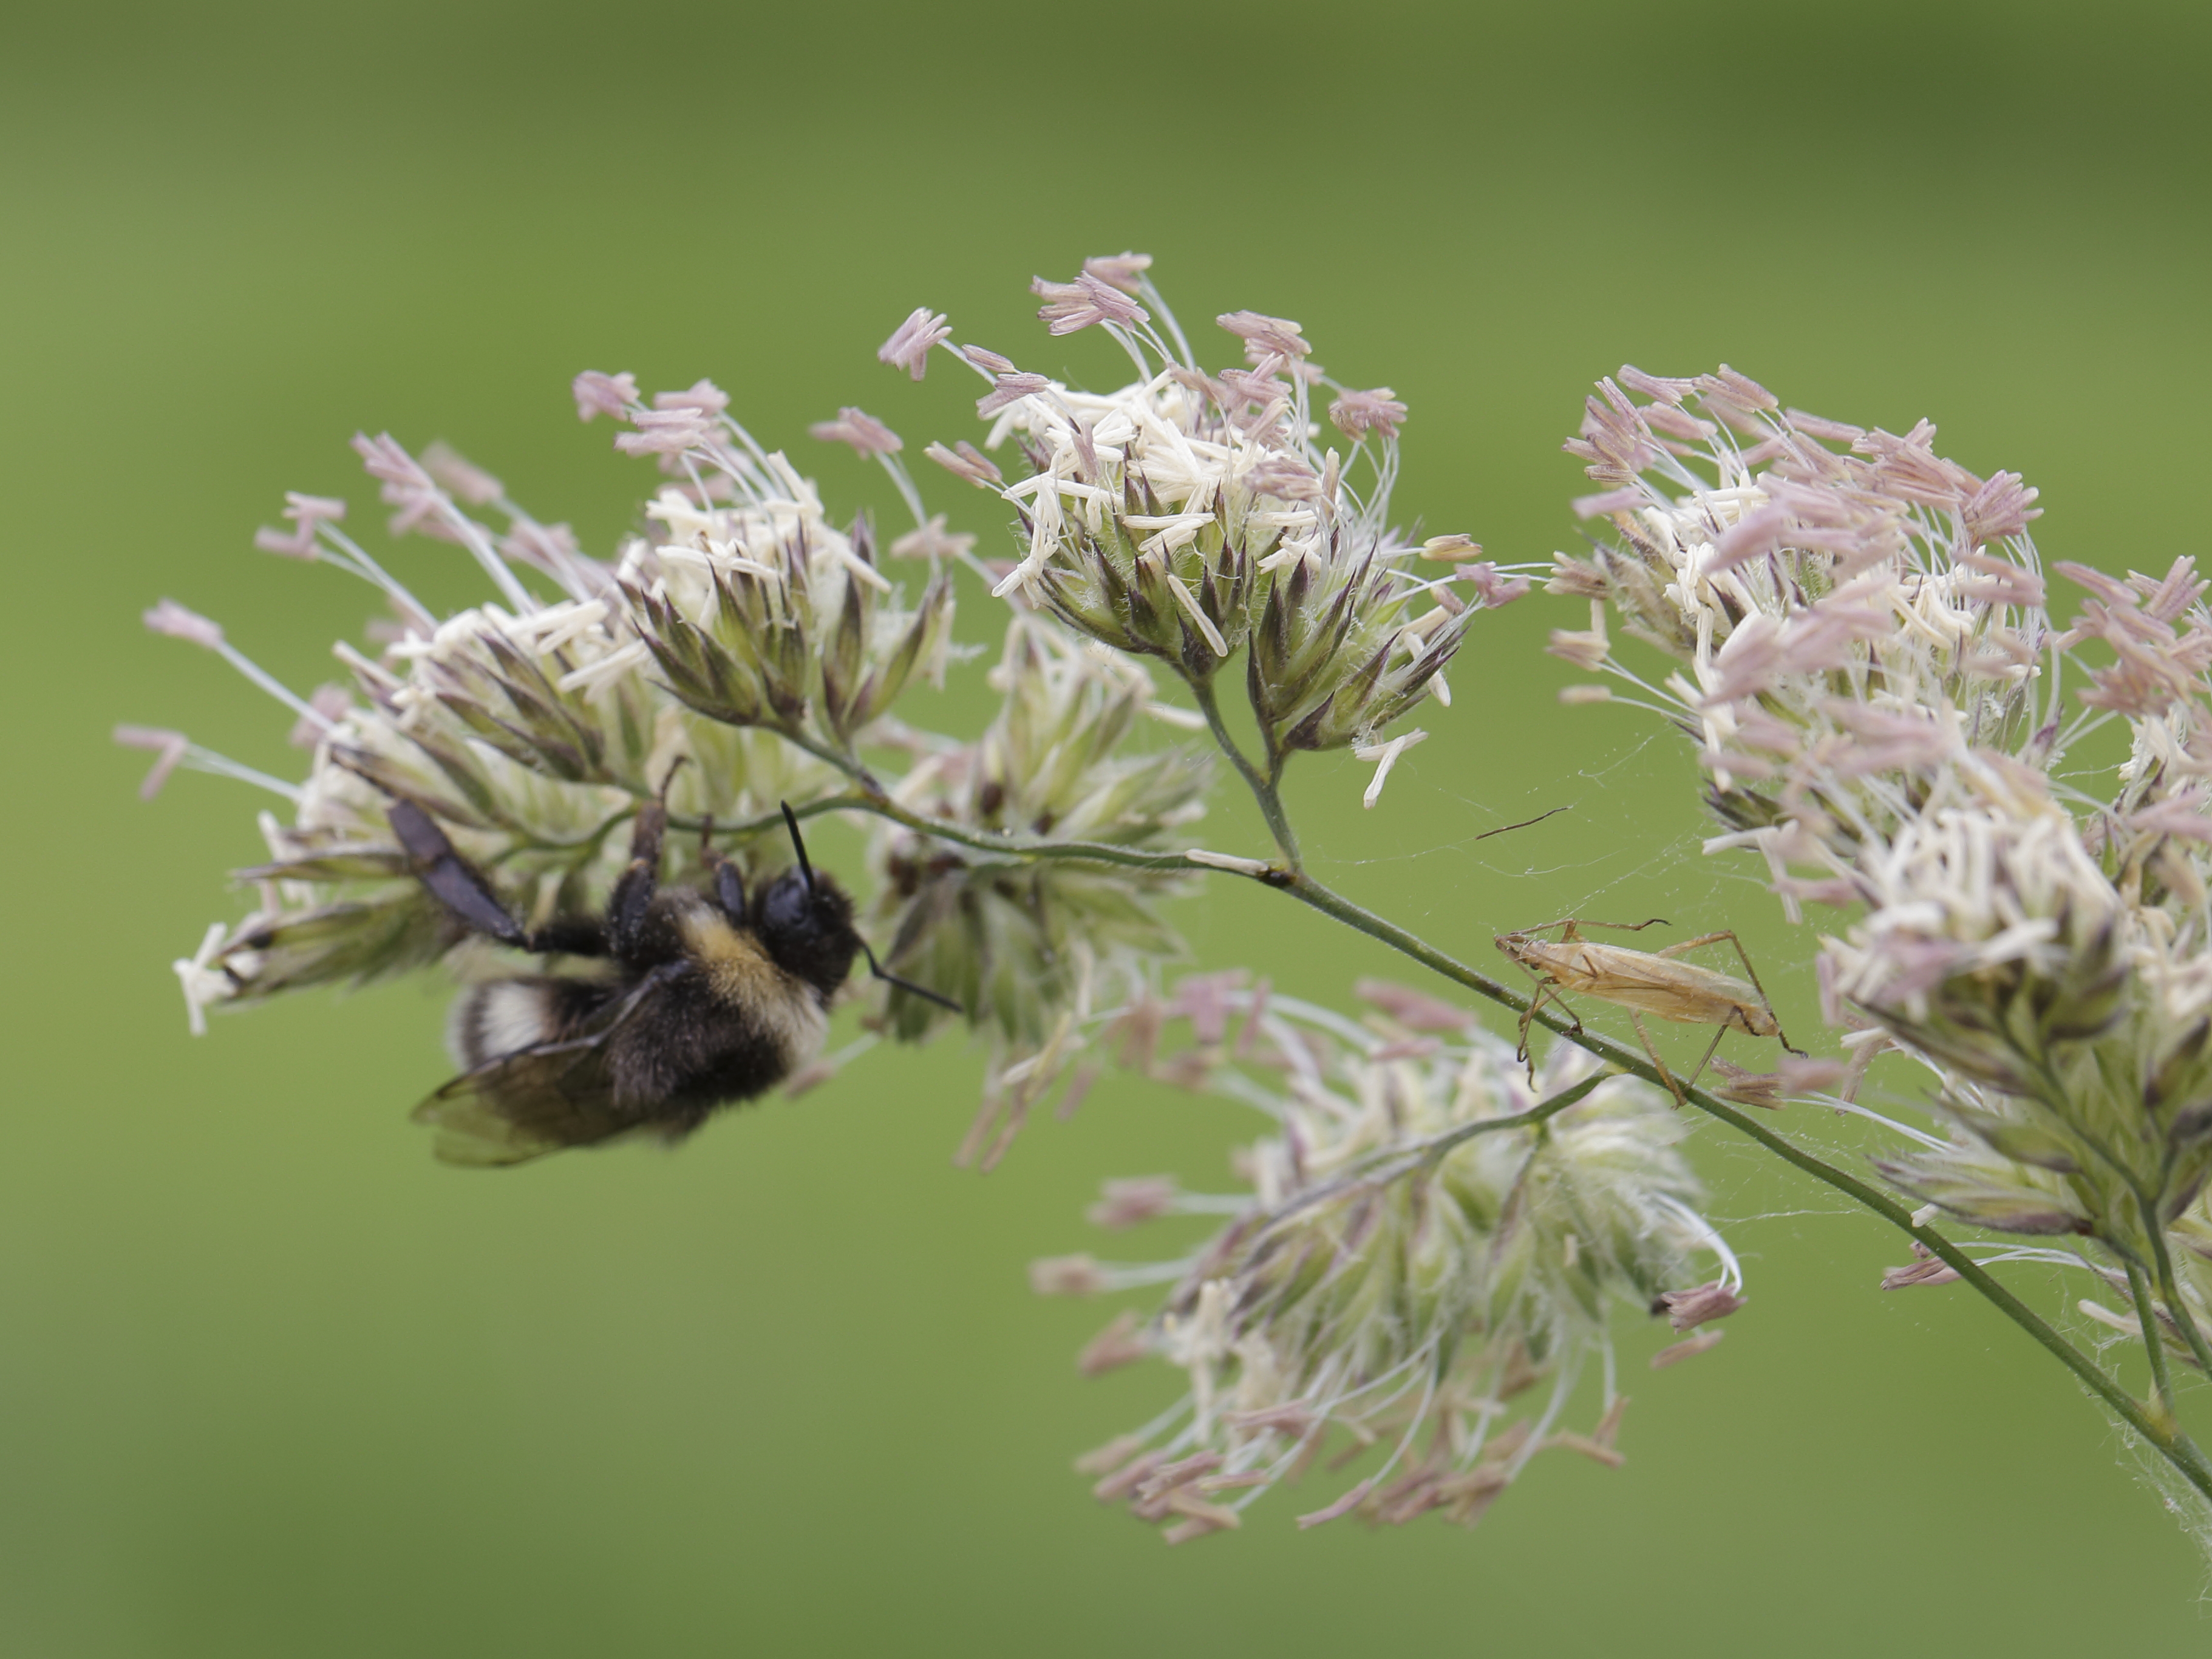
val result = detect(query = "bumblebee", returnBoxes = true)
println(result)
[389,786,953,1166]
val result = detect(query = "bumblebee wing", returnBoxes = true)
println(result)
[413,963,688,1167]
[412,1038,630,1167]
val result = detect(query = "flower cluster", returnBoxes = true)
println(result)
[1035,979,1740,1541]
[133,254,1531,1172]
[1555,366,2212,1366]
[869,619,1214,1167]
[1552,368,2052,862]
[132,396,1202,1138]
[885,256,1529,780]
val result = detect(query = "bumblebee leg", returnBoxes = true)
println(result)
[389,800,527,948]
[525,916,611,957]
[607,798,667,958]
[696,814,749,927]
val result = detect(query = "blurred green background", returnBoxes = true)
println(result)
[4,0,2210,1651]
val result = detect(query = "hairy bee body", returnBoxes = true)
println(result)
[448,891,834,1134]
[389,792,875,1166]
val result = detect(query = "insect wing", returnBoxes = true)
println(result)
[412,963,688,1166]
[412,1036,630,1167]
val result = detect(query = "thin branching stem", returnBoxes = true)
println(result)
[2149,1224,2212,1380]
[1248,1072,1610,1241]
[2128,1258,2182,1422]
[772,724,880,793]
[1268,869,2212,1504]
[648,768,2212,1506]
[1185,673,1301,870]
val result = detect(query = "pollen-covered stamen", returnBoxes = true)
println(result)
[143,601,337,734]
[976,372,1051,420]
[923,440,1002,488]
[877,307,951,381]
[571,369,641,421]
[808,406,903,457]
[888,516,976,562]
[419,441,503,508]
[1353,729,1427,809]
[1032,271,1149,337]
[254,496,441,629]
[113,724,301,802]
[114,724,189,799]
[352,431,537,614]
[1657,1281,1746,1332]
[253,492,349,559]
[656,379,730,417]
[616,407,716,456]
[1650,1329,1725,1369]
[1028,1253,1190,1295]
[1327,387,1407,441]
[1081,252,1153,295]
[1216,310,1312,365]
[1080,1311,1152,1376]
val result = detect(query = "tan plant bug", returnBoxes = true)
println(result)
[1493,918,1803,1105]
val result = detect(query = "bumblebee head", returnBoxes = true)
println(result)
[757,802,962,1013]
[755,863,861,995]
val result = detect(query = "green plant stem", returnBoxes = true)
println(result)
[1251,1071,1608,1240]
[779,724,880,793]
[2108,1161,2212,1380]
[716,791,1214,872]
[2128,1258,2181,1419]
[666,794,871,843]
[2018,1061,2212,1389]
[656,791,1200,872]
[2146,1222,2212,1380]
[1186,673,1301,870]
[733,784,2212,1506]
[1267,868,2212,1503]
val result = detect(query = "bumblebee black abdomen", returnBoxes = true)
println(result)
[451,976,619,1071]
[601,967,823,1123]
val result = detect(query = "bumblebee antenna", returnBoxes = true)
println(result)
[859,939,962,1013]
[773,800,959,1010]
[779,800,817,895]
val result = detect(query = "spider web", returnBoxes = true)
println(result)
[1291,717,1965,1284]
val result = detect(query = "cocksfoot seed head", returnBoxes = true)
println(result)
[883,257,1525,789]
[126,339,1207,1159]
[1553,363,2212,1363]
[1043,981,1740,1539]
